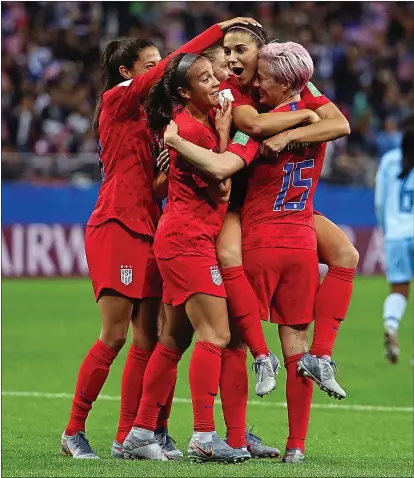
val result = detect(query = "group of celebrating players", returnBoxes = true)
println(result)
[59,16,358,464]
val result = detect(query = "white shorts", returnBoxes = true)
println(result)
[384,237,414,283]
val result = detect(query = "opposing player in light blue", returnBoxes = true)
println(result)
[375,115,414,364]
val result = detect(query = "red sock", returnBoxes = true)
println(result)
[134,343,182,431]
[156,375,177,430]
[220,348,248,448]
[115,345,152,444]
[311,266,355,358]
[65,340,118,436]
[221,266,268,358]
[285,353,313,453]
[190,341,222,432]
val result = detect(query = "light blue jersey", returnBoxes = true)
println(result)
[375,148,414,283]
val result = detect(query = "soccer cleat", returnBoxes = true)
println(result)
[60,431,99,459]
[297,352,346,400]
[246,426,280,458]
[188,432,250,463]
[281,448,305,463]
[252,350,281,397]
[111,439,124,458]
[123,428,168,461]
[154,427,184,461]
[230,446,251,461]
[384,329,399,364]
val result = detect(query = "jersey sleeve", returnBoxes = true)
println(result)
[226,130,260,166]
[302,82,331,111]
[375,155,388,232]
[111,25,223,120]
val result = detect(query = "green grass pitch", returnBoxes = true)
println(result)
[2,277,413,477]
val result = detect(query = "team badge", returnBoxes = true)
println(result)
[120,265,133,285]
[210,265,222,286]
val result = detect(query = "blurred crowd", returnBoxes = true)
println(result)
[2,1,413,185]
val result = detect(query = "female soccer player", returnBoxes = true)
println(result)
[375,115,414,364]
[212,23,356,399]
[122,50,274,463]
[164,40,348,463]
[60,16,260,460]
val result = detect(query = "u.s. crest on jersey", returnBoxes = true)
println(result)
[210,265,222,286]
[120,265,133,285]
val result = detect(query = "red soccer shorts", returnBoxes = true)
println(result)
[85,220,152,301]
[142,245,163,299]
[156,253,227,307]
[243,247,320,326]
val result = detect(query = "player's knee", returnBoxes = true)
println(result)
[328,244,359,269]
[217,243,242,269]
[100,335,127,352]
[196,328,230,349]
[160,328,192,354]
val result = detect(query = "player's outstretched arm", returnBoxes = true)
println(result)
[164,121,248,181]
[284,102,351,143]
[232,104,319,137]
[112,18,261,120]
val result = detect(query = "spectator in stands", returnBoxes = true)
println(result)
[1,1,412,185]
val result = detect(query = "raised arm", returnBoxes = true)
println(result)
[164,121,258,181]
[111,17,261,120]
[232,104,319,137]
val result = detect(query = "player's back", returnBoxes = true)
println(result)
[155,108,227,259]
[242,100,326,251]
[375,148,414,240]
[87,80,159,236]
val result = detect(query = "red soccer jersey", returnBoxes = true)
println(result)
[241,99,327,251]
[87,24,224,236]
[154,108,227,259]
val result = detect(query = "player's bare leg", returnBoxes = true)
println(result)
[62,290,134,459]
[300,215,357,399]
[279,324,312,463]
[185,293,250,463]
[217,212,280,397]
[383,282,410,364]
[123,303,193,460]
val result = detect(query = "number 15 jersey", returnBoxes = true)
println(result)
[241,99,327,251]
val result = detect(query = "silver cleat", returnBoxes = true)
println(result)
[281,448,305,463]
[123,427,168,461]
[188,432,250,463]
[246,426,280,458]
[384,329,399,364]
[252,351,281,397]
[111,439,124,458]
[60,431,99,459]
[297,352,346,399]
[154,427,184,461]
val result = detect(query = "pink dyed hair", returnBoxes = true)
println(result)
[259,41,314,94]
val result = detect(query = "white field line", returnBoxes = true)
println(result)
[2,391,413,413]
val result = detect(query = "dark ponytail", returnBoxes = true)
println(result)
[399,126,414,180]
[145,53,201,134]
[93,38,156,135]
